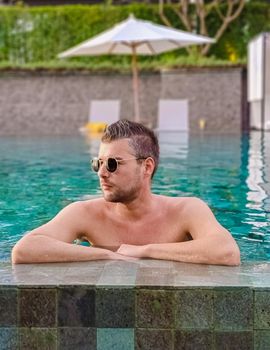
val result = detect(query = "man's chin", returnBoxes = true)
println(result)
[102,191,118,203]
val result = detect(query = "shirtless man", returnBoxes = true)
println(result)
[12,120,240,265]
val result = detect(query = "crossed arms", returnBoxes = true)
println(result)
[12,199,240,266]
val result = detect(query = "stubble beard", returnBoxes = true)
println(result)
[102,178,141,204]
[103,185,139,204]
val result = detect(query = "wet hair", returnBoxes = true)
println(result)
[101,119,159,177]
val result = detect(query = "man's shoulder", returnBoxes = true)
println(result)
[158,195,203,205]
[159,195,207,212]
[179,196,208,209]
[80,197,106,209]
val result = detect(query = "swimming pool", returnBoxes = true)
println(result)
[0,131,269,262]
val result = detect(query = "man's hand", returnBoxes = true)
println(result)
[117,244,146,258]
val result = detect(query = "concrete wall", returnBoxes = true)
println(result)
[0,67,247,136]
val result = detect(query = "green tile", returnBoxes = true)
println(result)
[254,330,270,350]
[19,328,57,350]
[58,327,96,350]
[0,328,18,350]
[97,328,134,350]
[19,289,56,327]
[174,330,213,350]
[135,329,173,350]
[214,331,253,350]
[175,289,213,329]
[136,290,174,328]
[96,288,135,328]
[0,289,17,326]
[58,287,95,327]
[214,289,253,330]
[254,291,270,329]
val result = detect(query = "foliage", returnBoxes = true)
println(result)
[0,2,269,68]
[158,0,245,56]
[0,56,246,72]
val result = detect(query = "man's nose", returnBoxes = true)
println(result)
[98,162,109,177]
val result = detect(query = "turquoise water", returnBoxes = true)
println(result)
[0,131,269,262]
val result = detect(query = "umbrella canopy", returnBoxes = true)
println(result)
[58,14,215,122]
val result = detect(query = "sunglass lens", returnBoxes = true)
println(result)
[107,158,117,172]
[91,158,100,172]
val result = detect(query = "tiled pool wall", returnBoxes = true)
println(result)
[1,286,270,349]
[0,67,247,136]
[1,260,270,350]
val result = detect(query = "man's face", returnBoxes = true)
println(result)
[97,139,144,203]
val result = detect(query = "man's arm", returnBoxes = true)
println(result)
[12,201,122,264]
[117,198,240,266]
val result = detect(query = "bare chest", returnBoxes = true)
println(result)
[88,213,187,247]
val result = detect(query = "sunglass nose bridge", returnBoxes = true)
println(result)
[91,157,118,173]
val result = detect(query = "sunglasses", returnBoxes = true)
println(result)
[91,157,146,173]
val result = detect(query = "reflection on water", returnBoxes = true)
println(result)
[246,132,268,210]
[245,132,270,246]
[0,131,270,262]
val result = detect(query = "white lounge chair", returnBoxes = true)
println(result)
[157,99,189,131]
[89,100,120,124]
[80,99,120,134]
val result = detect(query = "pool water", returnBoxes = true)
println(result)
[0,131,269,262]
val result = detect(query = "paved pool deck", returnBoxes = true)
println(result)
[1,259,270,287]
[1,260,270,349]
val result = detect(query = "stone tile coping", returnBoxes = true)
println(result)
[0,260,270,288]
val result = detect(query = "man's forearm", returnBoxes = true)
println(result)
[12,234,113,264]
[145,239,240,266]
[117,238,240,266]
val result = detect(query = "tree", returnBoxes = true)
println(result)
[159,0,245,56]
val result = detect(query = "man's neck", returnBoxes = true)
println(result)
[113,192,156,220]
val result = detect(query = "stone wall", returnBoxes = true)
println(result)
[0,67,247,136]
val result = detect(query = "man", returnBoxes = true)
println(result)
[12,120,240,265]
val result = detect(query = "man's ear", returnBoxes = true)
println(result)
[144,157,155,178]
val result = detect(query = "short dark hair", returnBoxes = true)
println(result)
[101,119,159,177]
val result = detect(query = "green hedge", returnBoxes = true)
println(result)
[208,2,270,60]
[0,2,269,66]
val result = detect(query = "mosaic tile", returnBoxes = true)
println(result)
[0,289,17,326]
[174,330,213,350]
[136,267,175,287]
[175,289,213,329]
[58,287,95,327]
[254,291,270,329]
[136,289,174,328]
[97,261,138,286]
[138,259,174,269]
[19,327,57,350]
[254,330,270,350]
[173,264,218,287]
[135,329,173,350]
[65,262,105,273]
[58,327,96,350]
[214,288,253,330]
[214,331,253,350]
[96,288,135,328]
[97,328,134,350]
[0,272,16,285]
[173,263,211,281]
[252,276,270,288]
[19,289,56,327]
[62,268,103,285]
[172,263,261,287]
[0,328,18,350]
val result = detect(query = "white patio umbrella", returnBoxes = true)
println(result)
[58,14,214,123]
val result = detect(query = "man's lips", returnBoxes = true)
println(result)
[101,182,113,189]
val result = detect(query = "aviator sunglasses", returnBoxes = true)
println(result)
[91,157,147,173]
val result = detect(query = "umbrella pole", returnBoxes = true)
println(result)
[131,45,140,123]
